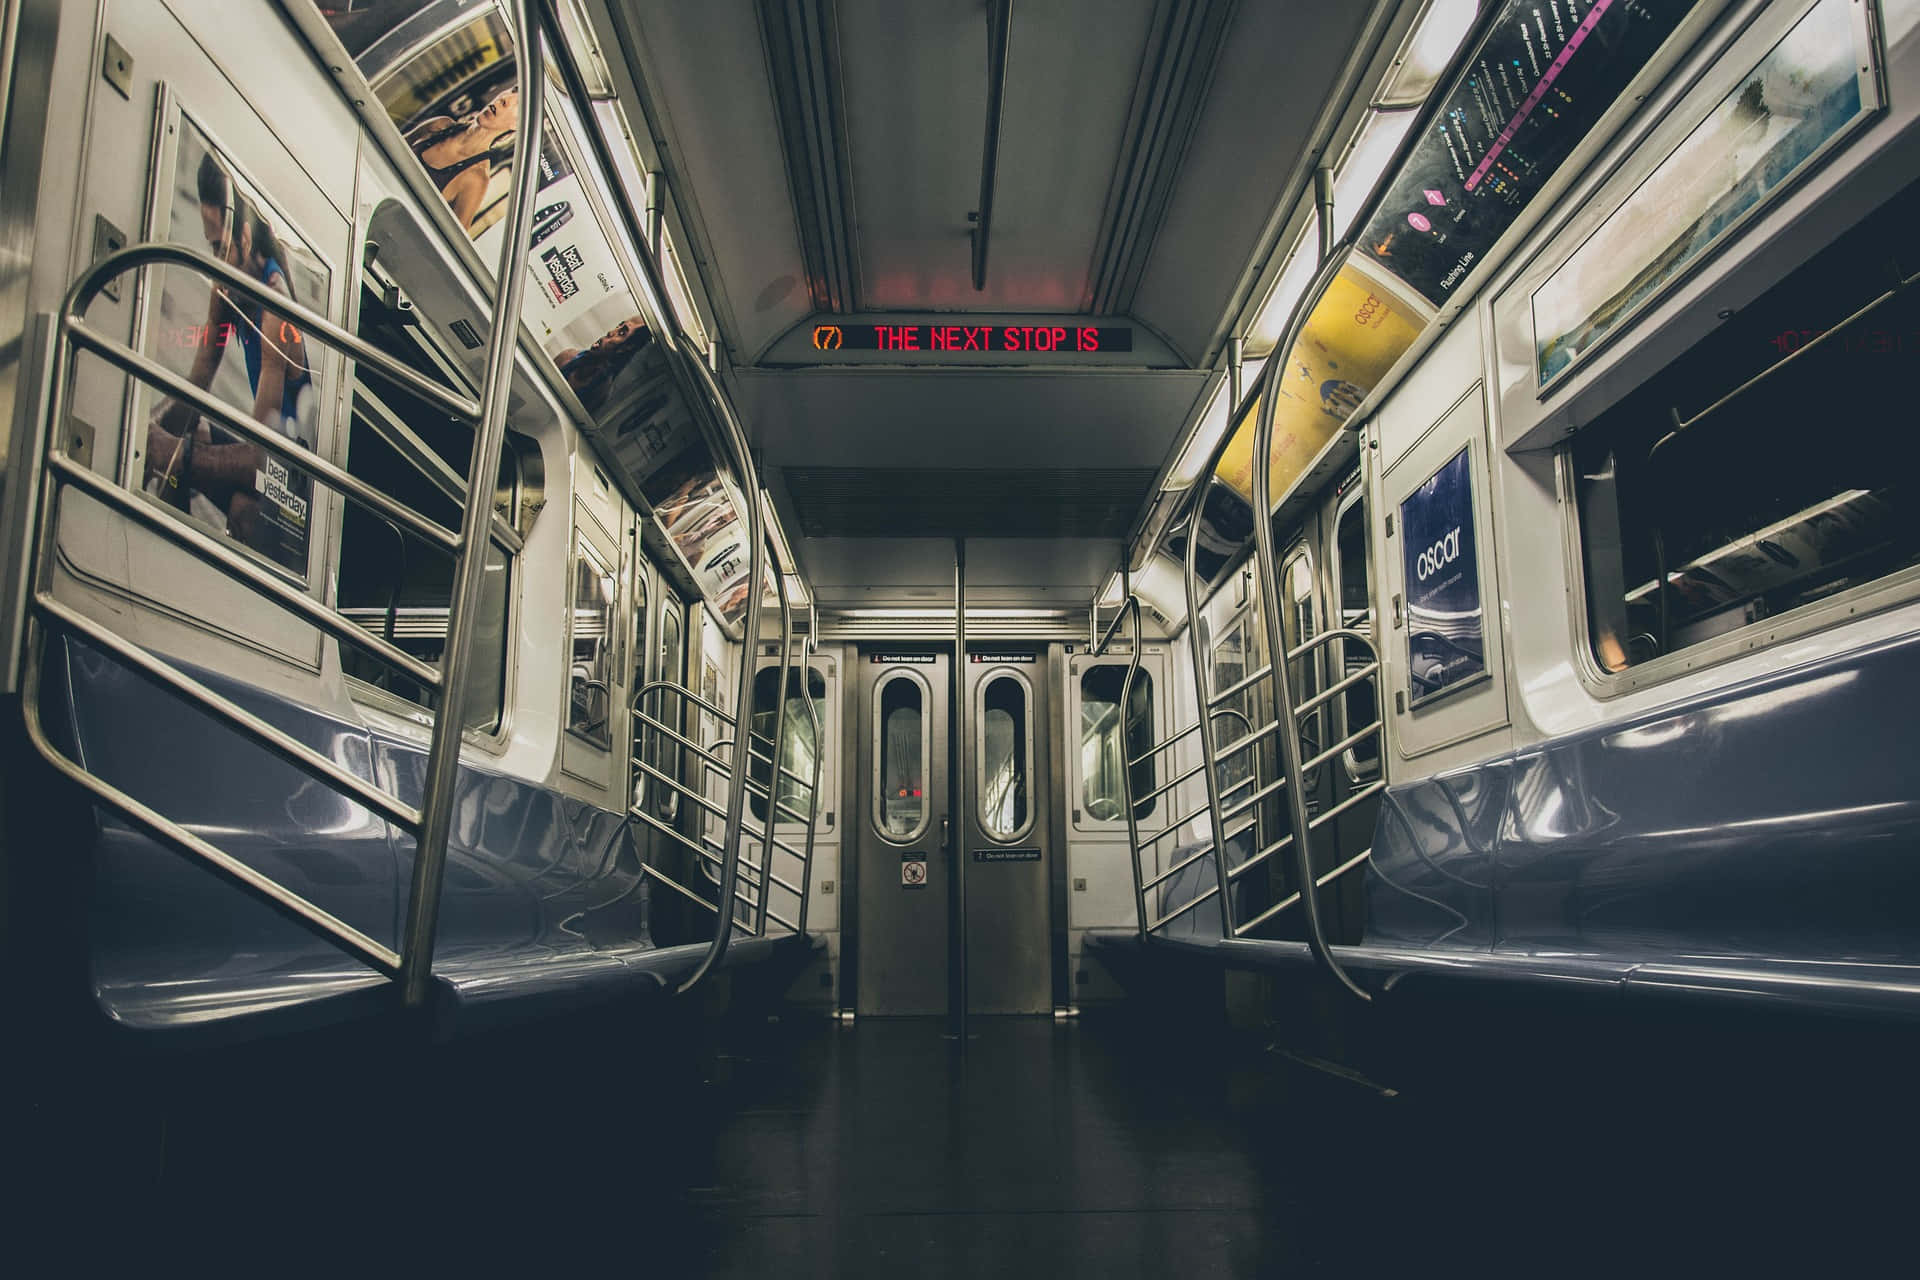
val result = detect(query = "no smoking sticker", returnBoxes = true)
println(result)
[900,858,928,887]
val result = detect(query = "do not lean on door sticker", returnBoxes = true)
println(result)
[901,856,928,887]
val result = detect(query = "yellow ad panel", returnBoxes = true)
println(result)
[1216,264,1423,503]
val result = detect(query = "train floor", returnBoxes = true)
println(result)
[10,974,1920,1273]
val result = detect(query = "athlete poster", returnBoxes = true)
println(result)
[1399,446,1485,706]
[139,112,328,580]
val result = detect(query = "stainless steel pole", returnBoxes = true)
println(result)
[1247,166,1368,1002]
[398,0,545,1009]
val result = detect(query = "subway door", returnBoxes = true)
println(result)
[963,649,1052,1015]
[853,652,949,1016]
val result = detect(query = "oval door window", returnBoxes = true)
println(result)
[978,674,1031,841]
[875,674,927,841]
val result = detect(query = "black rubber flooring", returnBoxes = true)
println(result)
[13,979,1920,1273]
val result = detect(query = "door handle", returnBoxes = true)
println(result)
[941,815,950,853]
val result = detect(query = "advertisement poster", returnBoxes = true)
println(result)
[1399,447,1485,706]
[1359,0,1699,307]
[1215,262,1424,504]
[1533,0,1871,385]
[644,451,752,627]
[329,0,656,415]
[139,112,329,579]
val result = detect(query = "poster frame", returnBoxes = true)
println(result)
[1530,0,1884,395]
[1398,443,1490,711]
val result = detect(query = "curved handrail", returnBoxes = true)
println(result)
[1249,167,1369,1001]
[17,0,547,1012]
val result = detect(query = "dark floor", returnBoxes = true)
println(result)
[13,975,1920,1273]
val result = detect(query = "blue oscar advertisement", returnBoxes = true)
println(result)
[1400,446,1485,706]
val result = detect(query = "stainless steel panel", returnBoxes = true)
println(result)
[853,649,950,1016]
[963,649,1053,1014]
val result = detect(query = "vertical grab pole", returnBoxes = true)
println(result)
[1113,589,1151,940]
[795,629,823,935]
[758,548,794,937]
[1178,496,1236,940]
[398,0,545,1009]
[949,537,968,1038]
[1249,166,1369,1002]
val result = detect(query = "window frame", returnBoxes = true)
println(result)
[565,526,619,751]
[1330,479,1381,783]
[974,666,1037,845]
[1073,659,1158,830]
[872,668,933,845]
[750,661,829,828]
[1558,447,1920,701]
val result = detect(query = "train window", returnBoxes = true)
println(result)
[750,666,825,824]
[567,536,616,749]
[336,272,528,734]
[1571,173,1920,677]
[875,674,928,841]
[1333,491,1380,778]
[629,558,648,810]
[1080,666,1155,823]
[655,599,685,821]
[1208,612,1263,797]
[978,674,1032,841]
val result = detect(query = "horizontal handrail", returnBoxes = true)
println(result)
[1307,778,1387,832]
[1208,663,1273,708]
[637,679,737,728]
[1299,719,1382,776]
[1135,758,1209,808]
[1142,841,1219,892]
[1128,720,1198,767]
[67,243,480,421]
[633,711,733,777]
[1286,626,1377,664]
[1218,774,1286,825]
[73,321,462,554]
[1232,847,1373,938]
[48,454,442,688]
[1293,660,1380,718]
[1147,882,1219,933]
[1226,831,1294,882]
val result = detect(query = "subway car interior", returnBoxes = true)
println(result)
[5,0,1920,1270]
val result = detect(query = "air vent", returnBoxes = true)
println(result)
[759,0,861,311]
[785,467,1155,538]
[1083,0,1238,313]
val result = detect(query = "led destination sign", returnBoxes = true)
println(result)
[811,323,1132,354]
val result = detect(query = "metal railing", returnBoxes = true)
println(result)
[16,0,547,1008]
[625,560,822,979]
[1098,171,1388,996]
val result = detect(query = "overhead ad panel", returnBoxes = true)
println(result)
[1358,0,1702,308]
[1215,260,1425,503]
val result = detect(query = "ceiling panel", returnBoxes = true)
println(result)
[736,368,1210,470]
[1130,0,1379,364]
[837,0,1154,311]
[612,0,812,360]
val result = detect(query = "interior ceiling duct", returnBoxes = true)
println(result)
[785,467,1157,538]
[1082,0,1238,314]
[759,0,861,311]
